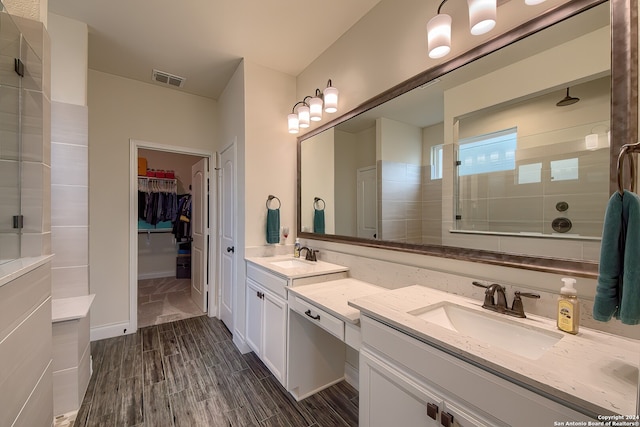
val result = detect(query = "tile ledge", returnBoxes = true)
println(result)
[52,294,95,323]
[0,254,54,287]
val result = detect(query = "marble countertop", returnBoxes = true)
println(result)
[246,255,349,279]
[349,285,639,417]
[287,278,387,324]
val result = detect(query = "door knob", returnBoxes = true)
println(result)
[226,246,234,253]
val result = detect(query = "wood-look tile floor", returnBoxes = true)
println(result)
[74,315,358,427]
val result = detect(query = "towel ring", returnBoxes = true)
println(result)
[617,144,638,195]
[314,197,326,210]
[266,195,281,209]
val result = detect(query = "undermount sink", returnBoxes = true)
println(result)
[409,302,563,360]
[270,259,312,269]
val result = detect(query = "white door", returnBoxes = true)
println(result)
[190,158,208,313]
[219,143,235,331]
[357,166,378,239]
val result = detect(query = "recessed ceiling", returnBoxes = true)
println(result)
[48,0,384,99]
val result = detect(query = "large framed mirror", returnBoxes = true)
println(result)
[297,0,637,278]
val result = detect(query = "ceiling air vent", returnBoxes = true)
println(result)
[152,69,186,88]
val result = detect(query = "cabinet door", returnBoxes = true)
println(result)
[360,350,441,427]
[262,291,287,384]
[245,279,263,355]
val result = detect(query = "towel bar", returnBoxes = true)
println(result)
[617,142,639,194]
[314,197,326,210]
[266,195,281,209]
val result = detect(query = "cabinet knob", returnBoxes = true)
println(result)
[440,411,454,427]
[426,402,438,420]
[226,246,235,253]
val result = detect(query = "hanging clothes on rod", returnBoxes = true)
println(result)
[172,194,192,242]
[138,177,178,227]
[594,141,640,325]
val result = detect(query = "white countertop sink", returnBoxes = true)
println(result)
[269,259,314,269]
[246,255,349,279]
[410,302,563,360]
[349,285,640,417]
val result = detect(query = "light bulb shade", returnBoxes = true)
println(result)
[585,134,598,150]
[525,0,546,4]
[309,96,323,121]
[427,14,452,59]
[323,86,339,113]
[298,104,310,128]
[468,0,496,35]
[288,113,299,134]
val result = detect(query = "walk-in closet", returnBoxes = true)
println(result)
[137,148,207,327]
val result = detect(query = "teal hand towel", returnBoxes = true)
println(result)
[594,190,640,325]
[266,208,280,244]
[314,208,325,234]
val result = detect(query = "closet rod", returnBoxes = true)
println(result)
[137,176,177,182]
[138,229,173,234]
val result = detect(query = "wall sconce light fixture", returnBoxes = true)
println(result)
[288,80,339,134]
[427,0,546,59]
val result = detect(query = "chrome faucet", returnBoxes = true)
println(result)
[472,281,540,318]
[299,246,318,261]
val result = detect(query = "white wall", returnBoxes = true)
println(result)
[88,70,217,332]
[48,14,87,106]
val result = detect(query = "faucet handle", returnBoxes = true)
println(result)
[472,281,489,289]
[511,291,541,318]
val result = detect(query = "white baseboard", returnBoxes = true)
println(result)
[90,321,133,341]
[345,361,359,391]
[137,271,175,280]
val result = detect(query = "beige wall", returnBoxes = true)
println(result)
[88,70,217,331]
[301,128,335,233]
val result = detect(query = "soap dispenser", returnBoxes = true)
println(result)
[557,277,580,334]
[294,238,301,258]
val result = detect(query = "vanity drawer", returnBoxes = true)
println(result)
[290,295,344,341]
[247,263,288,299]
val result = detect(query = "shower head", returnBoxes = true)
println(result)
[556,87,580,107]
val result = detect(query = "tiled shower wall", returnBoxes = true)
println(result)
[50,101,89,298]
[378,160,423,243]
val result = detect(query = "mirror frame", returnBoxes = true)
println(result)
[297,0,637,279]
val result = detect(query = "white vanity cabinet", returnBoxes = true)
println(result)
[359,315,592,427]
[246,264,289,385]
[245,259,349,388]
[246,277,287,384]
